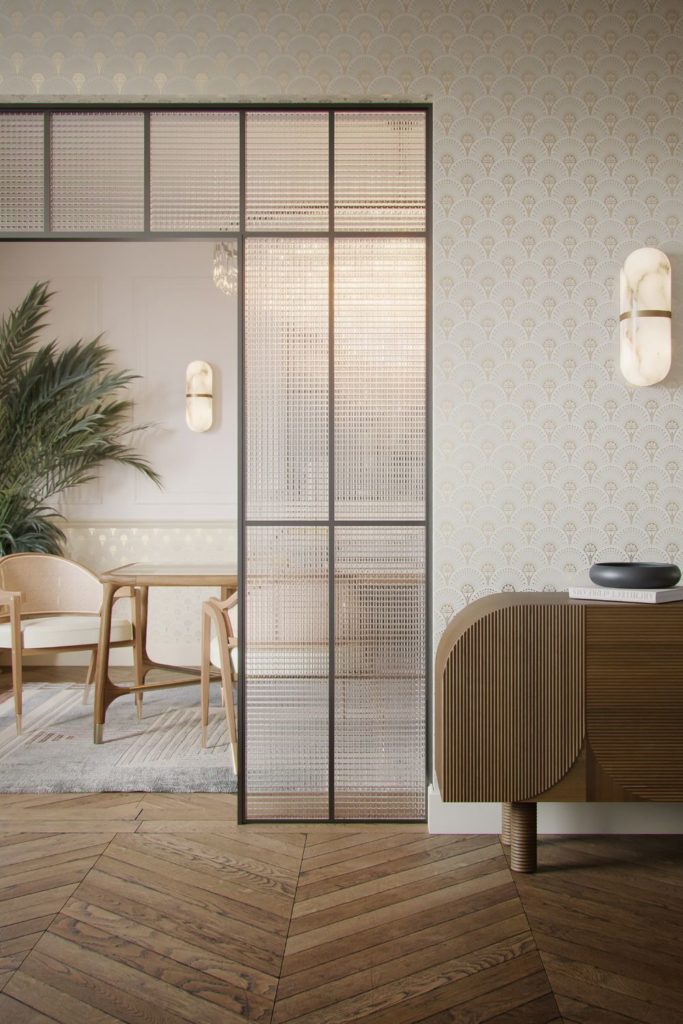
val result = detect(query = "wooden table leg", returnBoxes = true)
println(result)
[93,581,117,744]
[510,802,537,873]
[135,586,150,720]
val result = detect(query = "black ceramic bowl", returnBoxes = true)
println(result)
[589,562,681,589]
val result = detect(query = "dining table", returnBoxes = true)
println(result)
[93,561,238,743]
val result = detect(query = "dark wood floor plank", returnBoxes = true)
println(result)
[281,876,517,977]
[78,863,285,976]
[515,871,683,947]
[289,845,504,936]
[130,825,302,880]
[0,855,104,902]
[100,841,293,937]
[8,947,191,1024]
[415,977,560,1023]
[277,893,522,1000]
[6,966,122,1023]
[74,869,282,978]
[49,912,273,1023]
[277,936,538,1024]
[557,993,654,1024]
[0,989,59,1022]
[284,866,513,959]
[273,916,531,1022]
[1,913,58,944]
[298,832,469,888]
[31,929,250,1024]
[533,840,683,913]
[542,949,682,1024]
[63,896,277,1006]
[352,950,547,1024]
[294,835,500,907]
[536,927,683,995]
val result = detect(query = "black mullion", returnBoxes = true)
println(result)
[245,519,427,527]
[328,111,335,822]
[143,112,151,232]
[237,109,247,825]
[43,111,51,232]
[425,106,433,798]
[0,101,430,114]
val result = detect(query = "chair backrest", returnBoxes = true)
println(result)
[0,553,102,615]
[224,593,238,640]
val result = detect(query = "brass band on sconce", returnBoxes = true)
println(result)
[619,309,672,321]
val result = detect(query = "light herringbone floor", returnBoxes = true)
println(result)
[0,792,682,1022]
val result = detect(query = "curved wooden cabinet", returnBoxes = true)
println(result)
[435,593,683,868]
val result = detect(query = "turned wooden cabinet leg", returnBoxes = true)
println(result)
[501,802,512,846]
[510,801,537,873]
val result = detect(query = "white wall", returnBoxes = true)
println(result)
[0,241,238,523]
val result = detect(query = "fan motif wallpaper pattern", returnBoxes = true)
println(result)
[2,0,683,642]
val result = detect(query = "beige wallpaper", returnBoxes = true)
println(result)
[2,0,683,645]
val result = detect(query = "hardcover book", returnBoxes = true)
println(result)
[568,584,683,604]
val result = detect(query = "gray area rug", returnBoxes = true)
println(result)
[0,681,237,793]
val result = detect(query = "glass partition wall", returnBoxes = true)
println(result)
[0,104,430,823]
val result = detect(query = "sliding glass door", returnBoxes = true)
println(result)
[0,101,430,822]
[242,108,429,821]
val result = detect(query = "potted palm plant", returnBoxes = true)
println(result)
[0,282,161,555]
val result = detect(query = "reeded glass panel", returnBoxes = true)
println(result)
[51,113,144,232]
[150,112,239,231]
[245,526,329,820]
[245,238,328,519]
[335,238,425,520]
[335,111,426,230]
[335,526,425,819]
[246,111,328,230]
[0,114,44,231]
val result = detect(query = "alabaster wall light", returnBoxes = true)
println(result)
[185,360,213,432]
[620,247,672,386]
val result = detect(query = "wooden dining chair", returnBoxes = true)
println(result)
[0,552,141,734]
[200,593,238,774]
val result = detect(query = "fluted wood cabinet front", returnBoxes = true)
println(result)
[436,593,683,805]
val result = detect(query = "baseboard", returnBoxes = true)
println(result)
[428,784,683,835]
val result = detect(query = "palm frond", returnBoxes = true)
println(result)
[0,283,161,556]
[0,282,53,403]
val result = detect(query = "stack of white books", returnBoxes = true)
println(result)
[568,583,683,604]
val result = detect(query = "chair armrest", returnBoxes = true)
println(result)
[0,588,21,611]
[0,589,22,649]
[206,596,236,613]
[202,598,232,632]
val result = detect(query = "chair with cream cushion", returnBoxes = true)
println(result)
[0,552,141,735]
[200,594,238,773]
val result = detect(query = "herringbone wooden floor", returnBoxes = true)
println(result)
[0,793,681,1023]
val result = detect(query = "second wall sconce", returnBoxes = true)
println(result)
[620,247,671,386]
[186,360,213,432]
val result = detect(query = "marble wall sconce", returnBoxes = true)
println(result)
[620,247,672,386]
[185,360,213,432]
